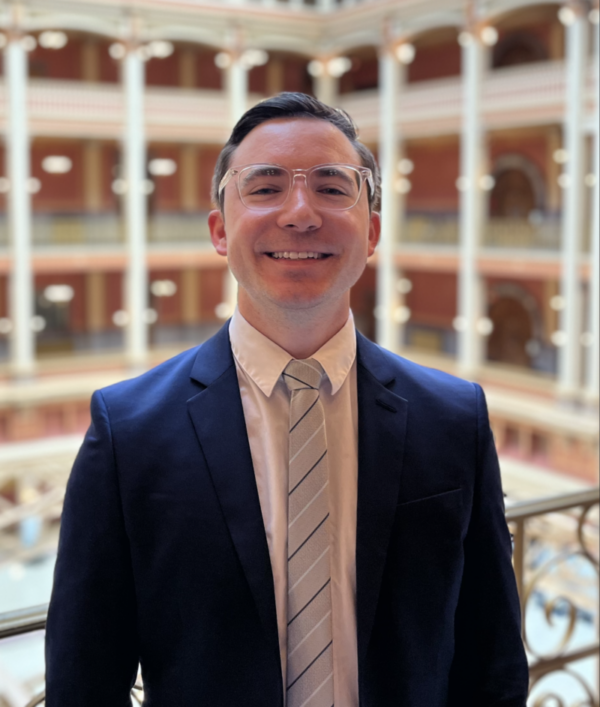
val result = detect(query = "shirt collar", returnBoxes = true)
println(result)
[229,308,356,398]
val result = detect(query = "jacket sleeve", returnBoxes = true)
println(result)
[45,390,138,706]
[447,384,529,707]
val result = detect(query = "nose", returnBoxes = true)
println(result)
[275,174,322,232]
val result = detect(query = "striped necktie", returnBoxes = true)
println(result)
[283,358,334,707]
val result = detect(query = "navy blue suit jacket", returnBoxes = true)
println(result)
[46,323,528,706]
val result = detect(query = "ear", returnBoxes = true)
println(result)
[208,209,228,256]
[367,210,381,258]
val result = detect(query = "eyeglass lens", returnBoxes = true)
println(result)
[237,165,363,210]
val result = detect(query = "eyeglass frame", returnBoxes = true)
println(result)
[217,162,375,212]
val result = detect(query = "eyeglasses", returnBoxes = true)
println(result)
[218,163,374,211]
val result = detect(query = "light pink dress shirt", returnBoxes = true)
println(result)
[229,308,359,707]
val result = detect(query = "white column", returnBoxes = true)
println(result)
[585,9,599,404]
[123,47,148,369]
[314,71,337,106]
[6,35,34,378]
[375,46,402,352]
[221,55,249,317]
[457,31,485,378]
[558,7,588,399]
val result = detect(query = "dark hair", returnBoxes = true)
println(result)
[211,92,381,212]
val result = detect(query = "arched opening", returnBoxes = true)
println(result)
[338,46,378,94]
[490,169,537,218]
[487,296,534,367]
[493,33,548,68]
[408,26,461,83]
[491,4,564,68]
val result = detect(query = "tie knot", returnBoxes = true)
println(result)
[283,358,325,392]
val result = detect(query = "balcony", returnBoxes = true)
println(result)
[0,60,595,143]
[0,487,597,706]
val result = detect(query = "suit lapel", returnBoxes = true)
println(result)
[187,323,279,654]
[355,332,408,666]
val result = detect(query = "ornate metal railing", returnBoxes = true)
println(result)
[507,488,600,706]
[1,488,598,706]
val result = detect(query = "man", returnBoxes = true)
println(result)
[46,92,528,706]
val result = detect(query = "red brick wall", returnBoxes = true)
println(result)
[339,56,379,93]
[489,133,547,176]
[148,145,181,212]
[0,275,7,318]
[149,270,182,323]
[106,272,124,328]
[198,147,222,209]
[406,140,460,212]
[405,271,458,327]
[146,51,179,87]
[35,273,86,332]
[29,38,83,80]
[282,58,312,94]
[200,269,225,320]
[249,64,268,94]
[98,41,120,83]
[31,141,85,212]
[408,41,461,83]
[196,50,222,90]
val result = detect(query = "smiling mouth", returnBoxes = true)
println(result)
[267,251,331,260]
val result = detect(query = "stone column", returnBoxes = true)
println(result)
[375,41,404,352]
[585,6,599,404]
[123,43,149,368]
[220,48,249,318]
[5,30,34,378]
[457,23,486,378]
[558,2,588,399]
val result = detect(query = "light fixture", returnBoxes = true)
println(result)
[476,317,494,336]
[109,43,126,60]
[39,31,68,50]
[241,48,269,69]
[584,173,597,187]
[480,26,499,46]
[479,175,496,191]
[455,176,469,191]
[580,332,594,347]
[148,158,177,176]
[215,302,234,319]
[550,295,565,311]
[453,316,468,332]
[326,57,352,78]
[151,280,177,297]
[142,308,158,324]
[398,158,414,175]
[558,6,576,26]
[396,278,413,294]
[458,32,474,47]
[112,310,129,327]
[307,60,324,77]
[551,330,567,347]
[214,52,232,69]
[557,173,571,189]
[395,178,412,194]
[395,43,416,65]
[0,177,9,193]
[42,155,72,174]
[553,148,568,164]
[393,306,411,324]
[148,40,174,59]
[112,179,127,195]
[0,318,12,335]
[142,180,155,195]
[26,178,41,194]
[590,8,600,24]
[21,36,37,51]
[44,284,74,303]
[30,315,46,332]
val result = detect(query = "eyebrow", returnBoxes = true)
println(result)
[312,167,356,187]
[240,166,285,188]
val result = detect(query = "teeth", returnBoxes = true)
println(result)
[271,251,324,259]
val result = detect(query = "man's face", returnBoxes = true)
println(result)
[208,118,380,318]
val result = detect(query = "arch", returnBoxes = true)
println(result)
[491,153,546,216]
[493,31,549,67]
[338,44,379,94]
[487,282,544,368]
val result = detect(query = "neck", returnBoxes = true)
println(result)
[238,293,350,359]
